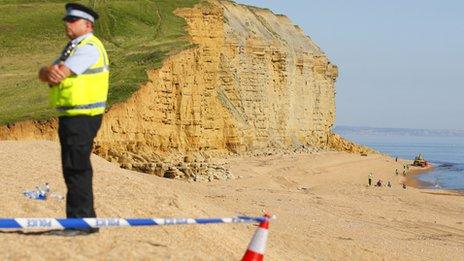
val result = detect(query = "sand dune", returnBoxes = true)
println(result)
[0,141,463,260]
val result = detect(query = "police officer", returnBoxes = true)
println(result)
[38,3,109,236]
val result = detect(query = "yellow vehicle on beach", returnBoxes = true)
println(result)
[413,153,428,167]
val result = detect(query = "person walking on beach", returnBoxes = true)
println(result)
[368,173,373,186]
[395,169,399,176]
[38,3,108,236]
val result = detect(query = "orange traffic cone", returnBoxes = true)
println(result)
[242,215,270,261]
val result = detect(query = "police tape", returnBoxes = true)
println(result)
[0,216,270,230]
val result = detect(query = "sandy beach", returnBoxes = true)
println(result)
[0,140,463,260]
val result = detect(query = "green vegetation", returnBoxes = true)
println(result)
[0,0,199,124]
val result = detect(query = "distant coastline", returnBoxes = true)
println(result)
[334,125,464,138]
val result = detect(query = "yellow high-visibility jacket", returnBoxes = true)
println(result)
[50,35,109,116]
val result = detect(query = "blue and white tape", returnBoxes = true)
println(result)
[0,216,269,230]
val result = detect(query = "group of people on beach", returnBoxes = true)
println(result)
[368,171,407,189]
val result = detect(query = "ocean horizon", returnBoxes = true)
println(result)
[335,127,464,191]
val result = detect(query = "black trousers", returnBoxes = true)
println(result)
[58,115,102,218]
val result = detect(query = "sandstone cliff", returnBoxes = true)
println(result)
[0,1,350,178]
[95,1,338,157]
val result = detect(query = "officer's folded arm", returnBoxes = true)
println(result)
[38,63,73,85]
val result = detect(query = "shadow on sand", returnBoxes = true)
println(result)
[0,229,63,236]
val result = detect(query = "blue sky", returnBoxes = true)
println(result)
[235,0,464,130]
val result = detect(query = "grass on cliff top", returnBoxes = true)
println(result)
[0,0,199,125]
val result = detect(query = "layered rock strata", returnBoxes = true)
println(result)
[96,1,338,158]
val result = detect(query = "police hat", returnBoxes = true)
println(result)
[63,3,99,23]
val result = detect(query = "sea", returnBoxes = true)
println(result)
[335,129,464,191]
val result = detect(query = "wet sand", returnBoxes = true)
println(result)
[403,164,435,188]
[404,164,464,196]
